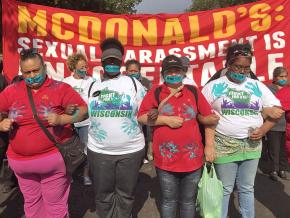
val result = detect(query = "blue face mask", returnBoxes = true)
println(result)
[278,79,287,86]
[104,65,121,75]
[24,72,46,85]
[128,72,141,79]
[228,71,247,83]
[164,75,183,84]
[76,69,87,77]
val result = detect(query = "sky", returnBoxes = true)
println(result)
[135,0,192,14]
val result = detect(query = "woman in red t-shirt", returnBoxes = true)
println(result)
[276,82,290,165]
[138,55,216,218]
[0,49,87,218]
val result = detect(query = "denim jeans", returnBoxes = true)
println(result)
[156,167,201,218]
[215,159,259,218]
[75,126,88,154]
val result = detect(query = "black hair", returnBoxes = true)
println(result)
[19,48,44,65]
[273,67,288,78]
[225,43,253,67]
[100,38,124,55]
[11,75,24,84]
[125,59,141,71]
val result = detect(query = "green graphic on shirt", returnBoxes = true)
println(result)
[121,118,139,138]
[89,88,133,118]
[73,87,84,95]
[221,88,259,116]
[90,120,107,143]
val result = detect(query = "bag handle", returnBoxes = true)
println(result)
[209,163,219,180]
[26,86,57,144]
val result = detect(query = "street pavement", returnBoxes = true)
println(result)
[0,160,289,218]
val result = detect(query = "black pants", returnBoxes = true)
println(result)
[266,131,288,171]
[88,148,144,218]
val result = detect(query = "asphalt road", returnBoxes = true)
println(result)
[0,160,289,218]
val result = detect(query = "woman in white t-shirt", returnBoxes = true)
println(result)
[63,53,95,186]
[202,43,282,218]
[87,38,146,218]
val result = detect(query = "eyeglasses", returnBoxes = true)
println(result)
[232,49,252,57]
[230,64,251,73]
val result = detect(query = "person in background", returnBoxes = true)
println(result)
[266,67,289,180]
[0,48,87,218]
[87,38,146,218]
[125,59,153,162]
[138,55,216,218]
[202,43,282,218]
[276,68,290,168]
[63,53,95,186]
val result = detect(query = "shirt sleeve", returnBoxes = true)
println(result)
[201,82,215,105]
[259,82,281,107]
[138,86,159,117]
[60,83,86,108]
[276,87,290,110]
[0,86,12,113]
[196,88,213,116]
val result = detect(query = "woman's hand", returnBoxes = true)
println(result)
[164,116,184,128]
[249,128,264,140]
[204,144,216,163]
[65,104,78,115]
[0,118,14,132]
[46,113,62,126]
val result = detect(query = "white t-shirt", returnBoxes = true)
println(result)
[183,76,197,86]
[202,76,281,139]
[87,75,146,155]
[63,75,95,127]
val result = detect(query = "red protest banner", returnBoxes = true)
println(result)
[2,0,290,86]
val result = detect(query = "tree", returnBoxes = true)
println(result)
[189,0,258,11]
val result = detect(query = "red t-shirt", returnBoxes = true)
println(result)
[0,77,86,160]
[276,87,290,162]
[138,84,213,172]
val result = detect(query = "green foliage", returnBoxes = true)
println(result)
[18,0,142,14]
[189,0,258,11]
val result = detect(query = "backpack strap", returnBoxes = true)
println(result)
[88,81,96,98]
[154,86,163,105]
[154,84,199,113]
[128,76,137,93]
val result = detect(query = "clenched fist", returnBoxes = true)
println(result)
[45,113,62,126]
[0,118,14,132]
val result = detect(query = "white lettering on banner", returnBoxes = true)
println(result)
[268,53,283,80]
[201,62,218,86]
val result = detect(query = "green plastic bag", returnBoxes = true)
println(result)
[196,163,223,218]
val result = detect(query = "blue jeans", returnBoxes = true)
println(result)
[215,159,259,218]
[156,168,201,218]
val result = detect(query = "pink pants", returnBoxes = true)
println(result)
[8,152,70,218]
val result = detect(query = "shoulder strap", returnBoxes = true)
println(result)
[26,86,57,144]
[88,81,96,98]
[128,76,137,93]
[184,85,198,103]
[154,86,163,105]
[184,85,199,113]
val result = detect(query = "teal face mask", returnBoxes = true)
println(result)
[24,72,46,85]
[164,75,183,84]
[128,72,141,79]
[104,65,121,75]
[278,79,287,86]
[76,69,87,77]
[228,71,247,83]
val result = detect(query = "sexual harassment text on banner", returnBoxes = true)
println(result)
[2,0,290,86]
